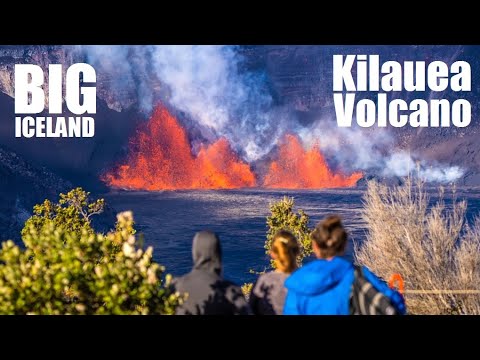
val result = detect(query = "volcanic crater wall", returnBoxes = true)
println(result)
[1,45,480,190]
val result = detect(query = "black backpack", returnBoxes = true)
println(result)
[349,265,399,315]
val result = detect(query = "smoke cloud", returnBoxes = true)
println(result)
[299,119,464,183]
[78,45,288,162]
[384,152,463,183]
[76,45,464,184]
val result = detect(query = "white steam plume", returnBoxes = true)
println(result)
[78,45,288,162]
[384,152,463,183]
[76,45,464,184]
[299,119,464,183]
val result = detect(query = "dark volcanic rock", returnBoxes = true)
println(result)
[0,146,116,242]
[240,45,480,184]
[0,91,140,191]
[355,173,405,188]
[0,45,138,112]
[0,146,71,241]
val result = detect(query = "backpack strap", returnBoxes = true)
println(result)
[351,264,399,315]
[350,265,363,315]
[354,264,363,278]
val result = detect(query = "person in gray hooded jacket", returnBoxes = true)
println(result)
[171,231,251,315]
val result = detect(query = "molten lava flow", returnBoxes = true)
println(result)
[263,134,363,189]
[103,106,256,190]
[103,106,363,191]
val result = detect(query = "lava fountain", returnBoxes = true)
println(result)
[103,106,256,190]
[263,134,363,189]
[103,106,363,190]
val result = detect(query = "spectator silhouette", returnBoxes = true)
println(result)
[171,231,251,315]
[249,230,300,315]
[283,215,406,315]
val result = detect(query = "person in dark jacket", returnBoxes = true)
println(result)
[249,230,300,315]
[283,215,406,315]
[171,230,251,315]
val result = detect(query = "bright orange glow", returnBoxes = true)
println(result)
[389,273,405,295]
[103,106,363,190]
[102,106,256,190]
[263,134,363,189]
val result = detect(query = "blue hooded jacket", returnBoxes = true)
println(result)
[283,257,406,315]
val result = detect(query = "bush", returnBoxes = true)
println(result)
[21,187,105,239]
[356,179,480,315]
[0,189,181,314]
[242,197,313,298]
[265,196,312,269]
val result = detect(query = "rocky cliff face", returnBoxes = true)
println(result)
[0,46,141,241]
[4,45,477,115]
[0,145,71,241]
[0,90,140,190]
[0,145,117,242]
[240,45,478,110]
[0,46,77,108]
[0,46,140,112]
[239,45,480,184]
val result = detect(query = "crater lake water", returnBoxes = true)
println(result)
[103,187,480,285]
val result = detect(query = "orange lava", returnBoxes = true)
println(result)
[103,106,256,190]
[103,106,363,191]
[263,134,363,189]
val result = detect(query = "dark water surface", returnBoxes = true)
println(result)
[103,188,480,285]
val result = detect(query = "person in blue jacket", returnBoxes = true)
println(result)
[283,215,406,315]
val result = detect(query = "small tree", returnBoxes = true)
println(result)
[265,196,312,269]
[242,197,313,298]
[21,187,105,239]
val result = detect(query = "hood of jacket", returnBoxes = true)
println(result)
[192,230,222,276]
[285,256,353,296]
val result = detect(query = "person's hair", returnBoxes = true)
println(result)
[311,215,348,258]
[271,230,300,273]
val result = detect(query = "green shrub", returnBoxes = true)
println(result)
[0,189,181,314]
[21,187,105,239]
[265,196,312,268]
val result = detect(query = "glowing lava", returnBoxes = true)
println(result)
[103,106,256,190]
[103,106,363,191]
[263,134,363,189]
